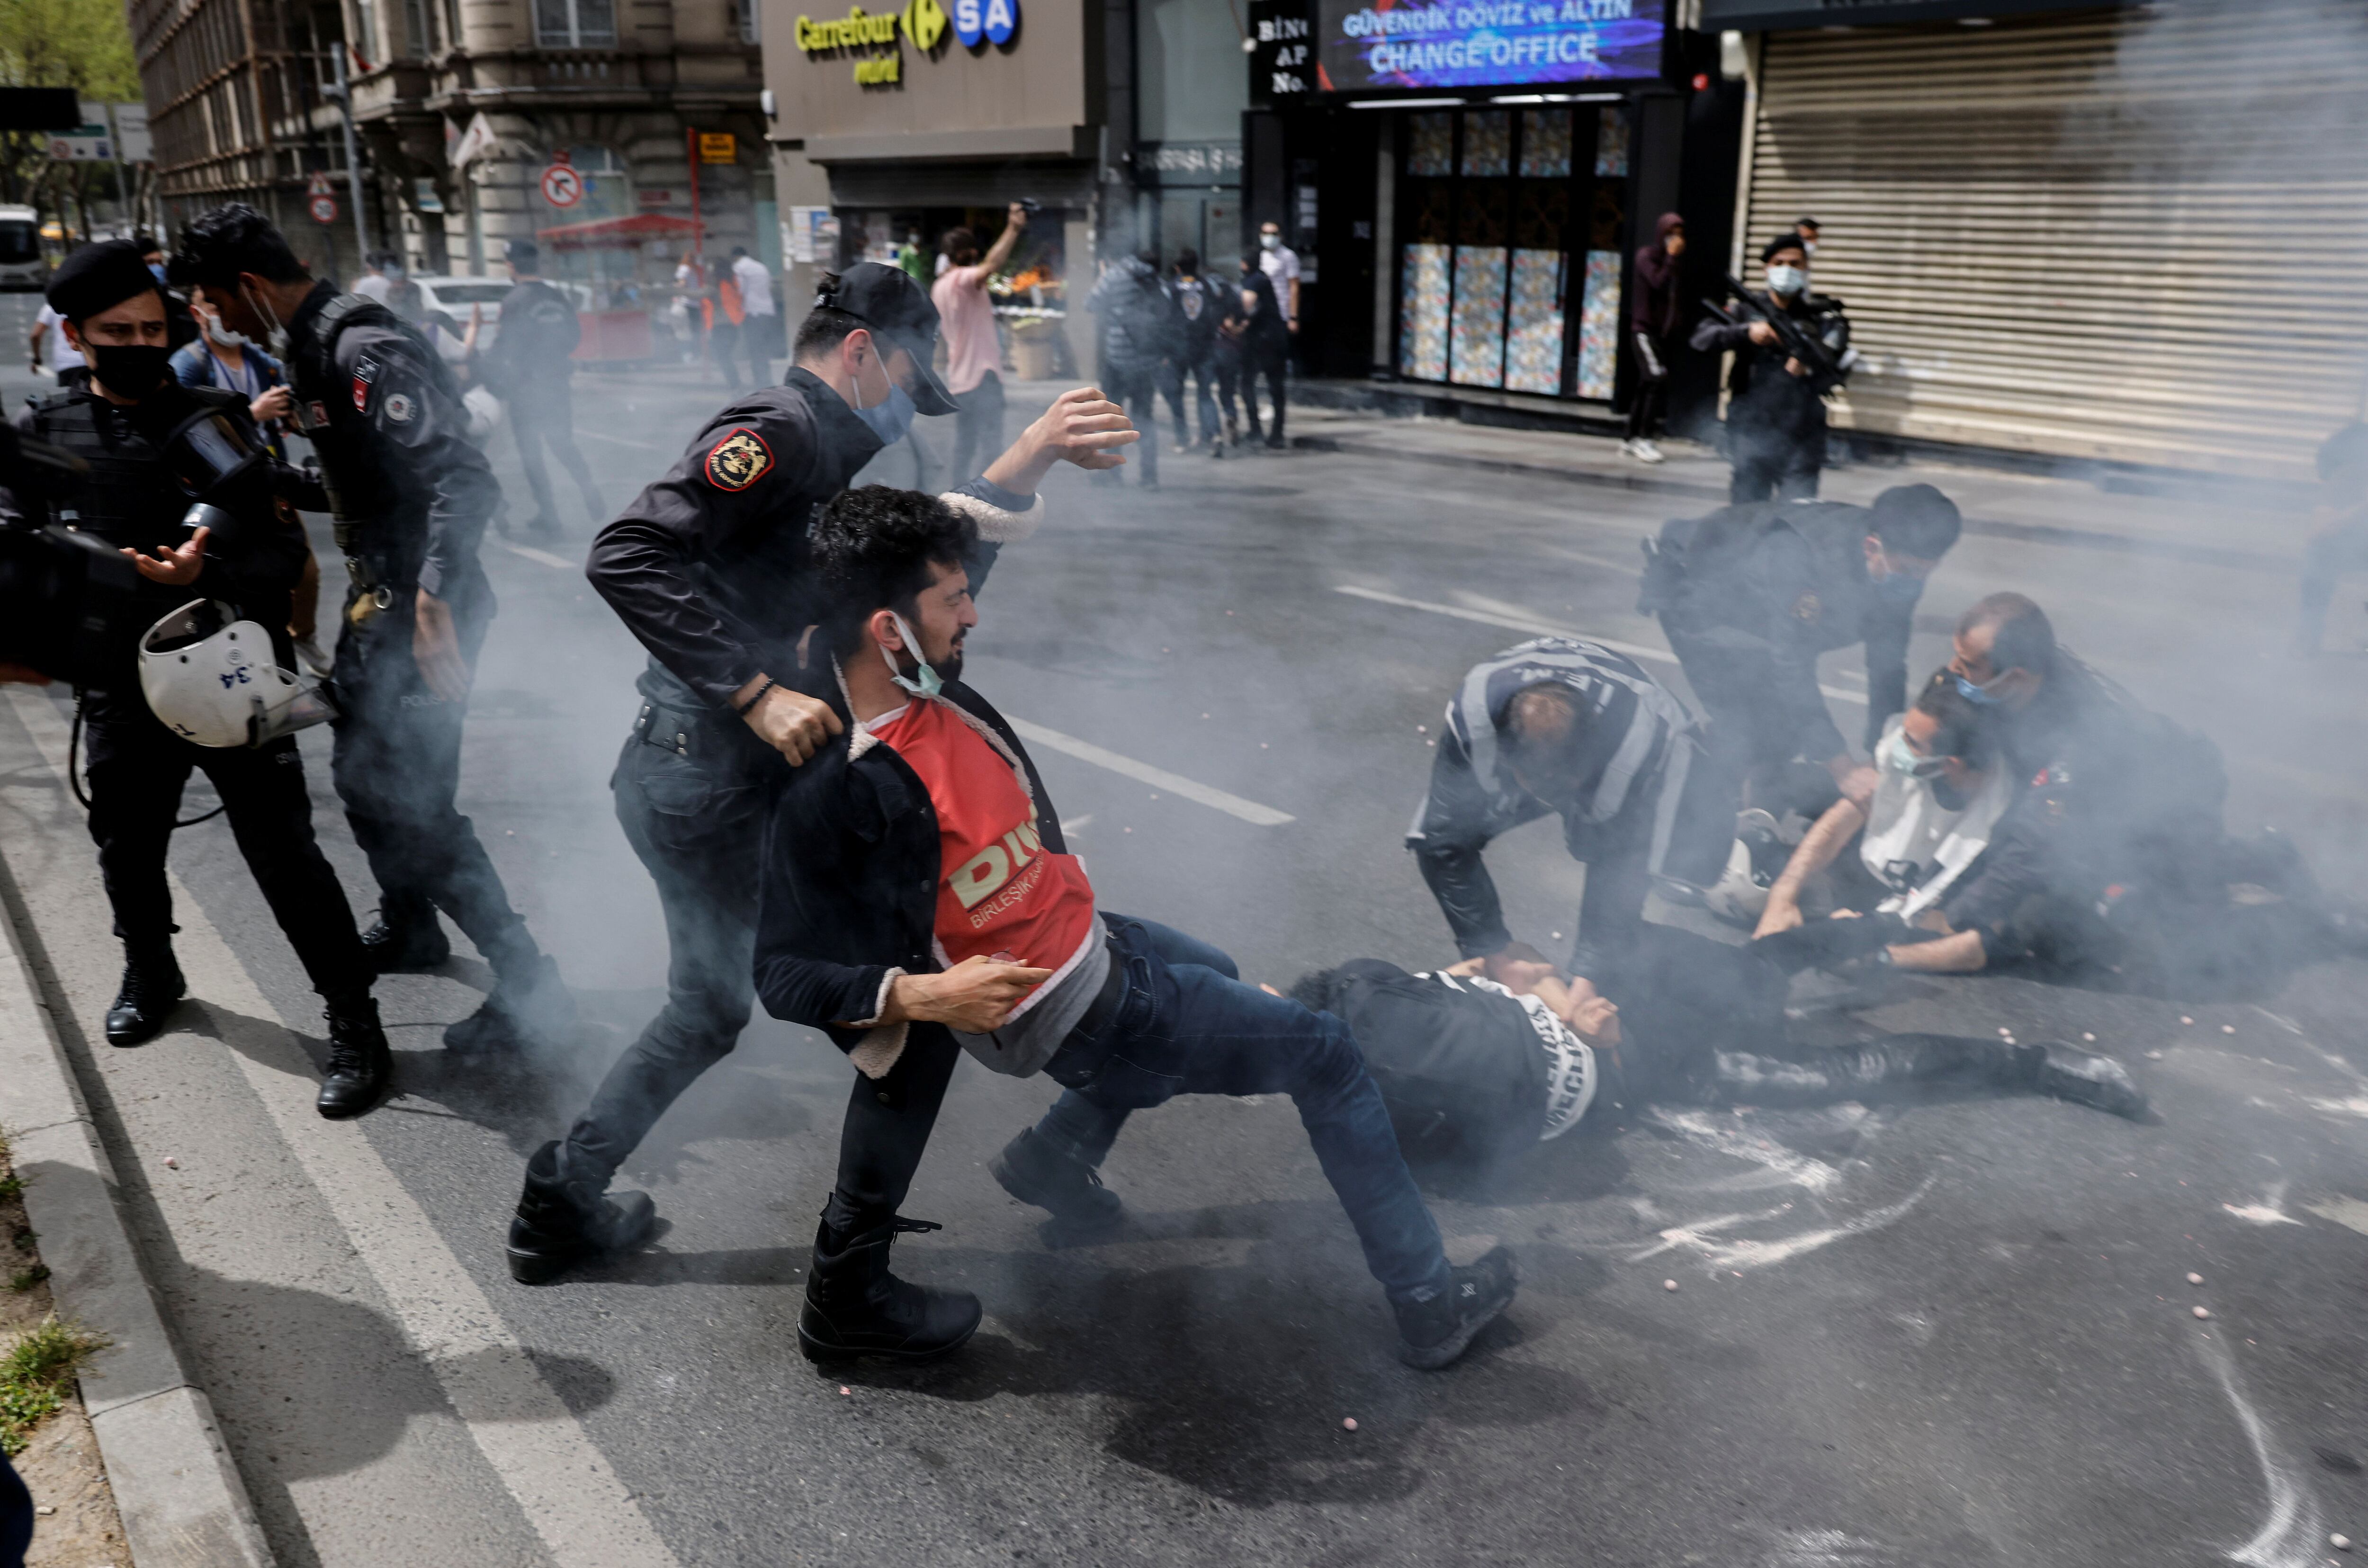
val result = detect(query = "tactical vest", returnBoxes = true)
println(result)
[25,384,241,553]
[285,290,464,591]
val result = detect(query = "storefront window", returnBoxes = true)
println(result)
[1394,105,1626,401]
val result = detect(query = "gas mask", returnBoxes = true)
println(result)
[164,405,272,523]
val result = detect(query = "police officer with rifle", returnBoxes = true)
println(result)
[4,241,395,1113]
[1691,235,1855,503]
[169,204,574,1055]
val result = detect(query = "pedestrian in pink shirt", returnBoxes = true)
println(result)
[931,203,1029,482]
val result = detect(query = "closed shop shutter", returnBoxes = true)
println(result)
[1738,4,2368,479]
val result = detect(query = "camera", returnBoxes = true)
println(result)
[0,424,147,687]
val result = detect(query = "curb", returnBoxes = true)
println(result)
[0,891,277,1567]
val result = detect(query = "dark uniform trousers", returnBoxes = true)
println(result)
[82,690,371,1000]
[1662,623,1842,823]
[328,592,533,969]
[563,714,960,1228]
[509,378,603,528]
[1727,430,1822,505]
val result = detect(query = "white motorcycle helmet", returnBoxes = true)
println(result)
[138,598,336,748]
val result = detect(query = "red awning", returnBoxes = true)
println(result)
[534,213,701,251]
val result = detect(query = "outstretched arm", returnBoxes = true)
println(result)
[1755,794,1868,937]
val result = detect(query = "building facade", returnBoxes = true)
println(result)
[1710,0,2368,480]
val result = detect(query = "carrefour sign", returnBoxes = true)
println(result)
[794,0,1014,79]
[1318,0,1665,90]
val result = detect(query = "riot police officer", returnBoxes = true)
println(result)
[1641,484,1963,825]
[1691,234,1853,502]
[502,264,1134,1345]
[8,241,392,1115]
[168,204,572,1054]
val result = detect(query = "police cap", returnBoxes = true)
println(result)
[48,240,162,324]
[815,262,957,416]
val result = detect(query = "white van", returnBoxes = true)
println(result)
[0,206,45,291]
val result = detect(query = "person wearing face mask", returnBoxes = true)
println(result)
[1689,234,1851,503]
[1408,639,1734,1001]
[747,486,1517,1369]
[167,202,577,1057]
[1640,484,1962,853]
[138,233,201,352]
[6,240,395,1111]
[497,262,1139,1290]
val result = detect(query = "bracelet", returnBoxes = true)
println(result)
[734,676,777,716]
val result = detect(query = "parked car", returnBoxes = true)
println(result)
[405,274,595,349]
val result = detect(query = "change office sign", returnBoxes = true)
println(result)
[1316,0,1665,91]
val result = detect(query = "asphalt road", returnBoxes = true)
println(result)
[4,347,2368,1568]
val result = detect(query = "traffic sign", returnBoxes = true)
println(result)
[308,171,335,196]
[539,162,584,207]
[698,132,737,165]
[310,193,339,224]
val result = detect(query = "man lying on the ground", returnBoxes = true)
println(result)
[1758,594,2367,992]
[1408,637,1731,989]
[752,486,1516,1371]
[1748,673,2011,953]
[991,922,2145,1230]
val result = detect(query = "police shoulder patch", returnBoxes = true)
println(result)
[383,391,416,423]
[704,427,773,491]
[1792,590,1822,622]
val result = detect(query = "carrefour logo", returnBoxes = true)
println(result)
[951,0,1017,47]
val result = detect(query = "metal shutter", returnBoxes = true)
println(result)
[1739,3,2368,480]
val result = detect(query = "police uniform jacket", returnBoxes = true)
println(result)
[11,381,311,686]
[1935,652,2227,955]
[1688,289,1849,441]
[584,366,1041,761]
[283,280,499,612]
[1645,499,1917,755]
[1408,638,1704,982]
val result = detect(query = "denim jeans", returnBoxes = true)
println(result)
[1038,917,1452,1306]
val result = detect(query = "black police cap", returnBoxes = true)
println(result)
[47,240,162,324]
[815,262,957,416]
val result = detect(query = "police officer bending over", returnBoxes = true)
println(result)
[1642,484,1962,836]
[1408,637,1730,994]
[7,241,393,1115]
[502,263,1137,1298]
[1692,234,1851,503]
[170,204,572,1054]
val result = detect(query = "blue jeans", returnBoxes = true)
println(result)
[1038,917,1452,1306]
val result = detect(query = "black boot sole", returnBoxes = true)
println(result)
[508,1245,586,1285]
[795,1321,979,1365]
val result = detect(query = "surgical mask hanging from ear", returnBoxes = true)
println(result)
[882,610,942,699]
[242,281,290,358]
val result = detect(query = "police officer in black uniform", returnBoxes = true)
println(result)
[1691,234,1852,503]
[499,264,1136,1348]
[168,204,572,1053]
[486,238,603,536]
[1641,484,1963,823]
[8,241,393,1115]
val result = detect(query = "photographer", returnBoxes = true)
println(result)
[6,242,391,1114]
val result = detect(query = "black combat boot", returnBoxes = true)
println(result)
[2020,1041,2149,1120]
[797,1215,982,1364]
[362,894,450,973]
[446,952,576,1055]
[990,1127,1122,1244]
[506,1140,658,1284]
[105,947,186,1047]
[1393,1245,1518,1371]
[316,996,393,1119]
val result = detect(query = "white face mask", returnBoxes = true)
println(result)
[1765,264,1807,297]
[204,318,250,348]
[240,281,290,357]
[1259,232,1280,251]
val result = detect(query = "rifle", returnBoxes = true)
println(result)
[1705,274,1850,397]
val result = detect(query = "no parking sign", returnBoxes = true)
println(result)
[309,193,339,224]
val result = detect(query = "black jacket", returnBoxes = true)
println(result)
[584,366,1034,720]
[1690,289,1850,441]
[1085,257,1181,373]
[284,280,500,608]
[1642,499,1919,755]
[1171,273,1228,360]
[484,278,582,392]
[752,678,1069,1067]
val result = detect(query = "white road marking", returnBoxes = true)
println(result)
[1005,717,1294,826]
[2,686,682,1568]
[503,541,578,571]
[2304,1196,2368,1236]
[1333,584,1868,706]
[2223,1181,2305,1227]
[2197,1335,2328,1568]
